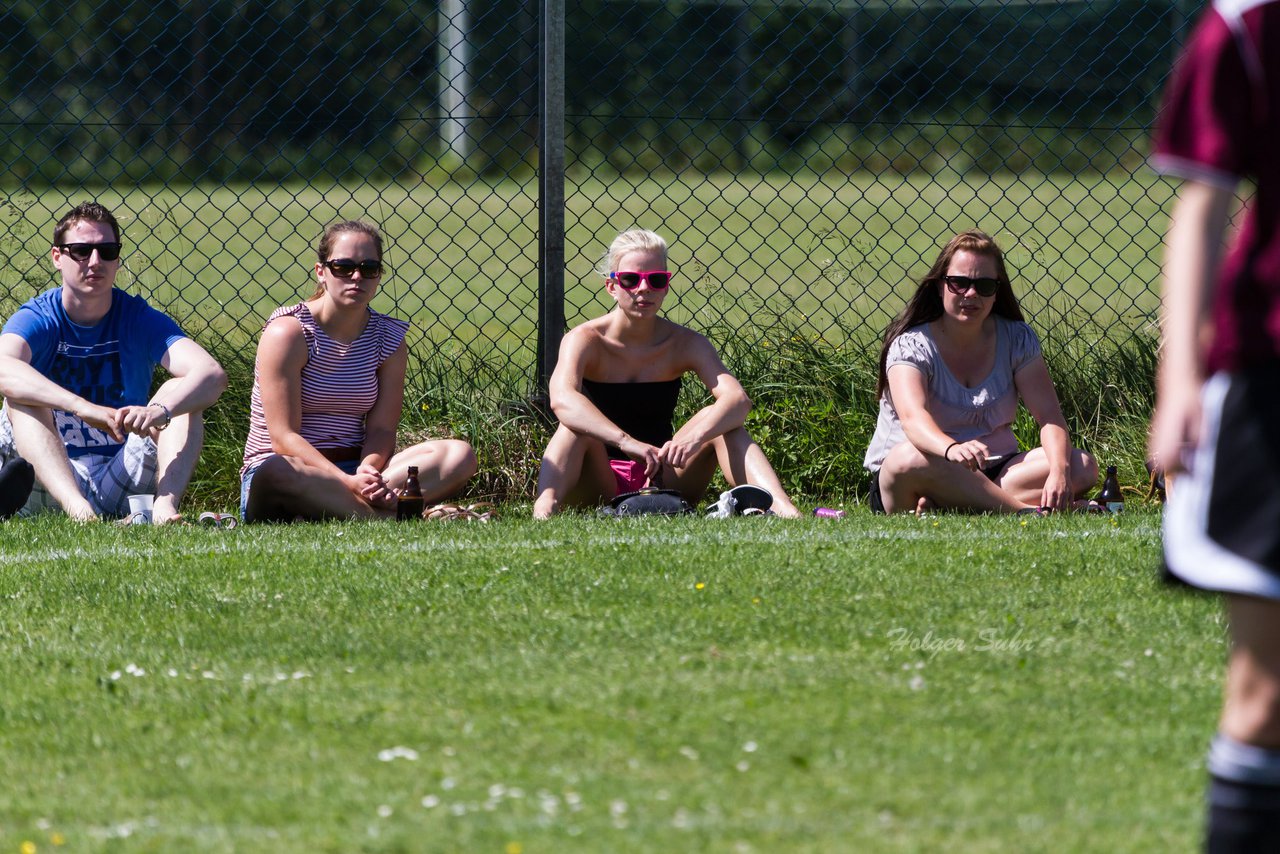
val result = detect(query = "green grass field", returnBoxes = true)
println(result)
[0,506,1219,852]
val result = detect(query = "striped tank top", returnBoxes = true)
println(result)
[241,302,410,474]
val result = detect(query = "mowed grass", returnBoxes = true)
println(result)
[0,506,1219,852]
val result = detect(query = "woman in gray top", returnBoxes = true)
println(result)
[864,230,1097,514]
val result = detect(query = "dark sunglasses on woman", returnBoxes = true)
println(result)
[323,259,384,278]
[942,275,999,297]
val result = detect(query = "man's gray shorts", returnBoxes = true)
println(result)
[0,407,157,518]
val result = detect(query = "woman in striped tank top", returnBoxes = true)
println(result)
[239,221,476,521]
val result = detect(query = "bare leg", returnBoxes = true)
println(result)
[879,440,1030,514]
[1222,596,1280,747]
[713,426,802,517]
[533,425,615,518]
[384,439,477,503]
[151,412,203,524]
[244,455,386,522]
[661,426,803,517]
[995,447,1099,507]
[6,403,96,521]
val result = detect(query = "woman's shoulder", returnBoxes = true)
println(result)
[994,316,1042,352]
[887,324,936,362]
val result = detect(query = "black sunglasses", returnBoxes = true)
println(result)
[57,242,122,262]
[322,258,383,278]
[942,275,1000,298]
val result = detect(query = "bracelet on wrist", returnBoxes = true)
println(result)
[943,441,959,461]
[150,402,172,430]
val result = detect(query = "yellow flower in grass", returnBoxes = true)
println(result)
[21,841,36,854]
[505,843,523,854]
[695,582,705,590]
[50,835,65,847]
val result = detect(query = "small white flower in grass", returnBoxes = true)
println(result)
[564,791,582,808]
[909,674,926,691]
[377,746,419,762]
[421,795,440,809]
[488,784,506,798]
[110,670,122,681]
[655,789,670,801]
[291,671,309,680]
[743,741,758,753]
[202,671,217,680]
[441,777,457,790]
[166,668,177,677]
[736,760,750,772]
[508,787,525,799]
[125,663,145,677]
[679,745,699,761]
[442,746,456,756]
[35,818,50,830]
[1145,648,1154,657]
[672,808,692,829]
[377,805,392,818]
[450,803,467,816]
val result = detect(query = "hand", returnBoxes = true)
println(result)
[945,439,990,472]
[76,403,125,442]
[348,464,396,509]
[116,404,167,440]
[1149,382,1201,476]
[657,435,706,472]
[619,437,663,481]
[1039,470,1072,513]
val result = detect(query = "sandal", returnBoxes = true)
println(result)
[115,511,151,526]
[198,512,240,529]
[422,502,496,522]
[1016,506,1048,517]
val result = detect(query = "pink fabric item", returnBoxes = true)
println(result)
[609,459,648,494]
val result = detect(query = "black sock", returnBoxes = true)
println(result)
[0,458,33,519]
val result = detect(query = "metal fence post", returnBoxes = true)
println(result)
[537,0,566,393]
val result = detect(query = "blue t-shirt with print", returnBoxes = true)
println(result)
[3,287,186,457]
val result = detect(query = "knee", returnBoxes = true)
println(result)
[1075,451,1100,491]
[251,455,304,499]
[442,440,478,479]
[880,442,930,480]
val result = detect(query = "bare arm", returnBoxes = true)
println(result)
[1014,355,1072,510]
[349,339,407,508]
[548,328,656,462]
[0,332,124,439]
[888,363,988,468]
[661,332,751,469]
[1149,179,1234,473]
[255,318,364,496]
[118,337,228,437]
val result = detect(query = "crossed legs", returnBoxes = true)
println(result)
[244,439,476,522]
[878,441,1097,514]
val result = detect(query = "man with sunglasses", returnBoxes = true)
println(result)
[0,202,227,522]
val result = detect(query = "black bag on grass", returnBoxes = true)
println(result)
[599,487,693,517]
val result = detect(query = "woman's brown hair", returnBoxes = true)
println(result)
[874,230,1024,399]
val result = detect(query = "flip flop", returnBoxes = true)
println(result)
[198,512,240,529]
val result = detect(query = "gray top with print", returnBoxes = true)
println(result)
[863,316,1042,472]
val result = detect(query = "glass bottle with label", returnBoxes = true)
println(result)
[397,466,424,520]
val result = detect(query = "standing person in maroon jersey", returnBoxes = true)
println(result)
[1150,1,1280,849]
[240,220,476,521]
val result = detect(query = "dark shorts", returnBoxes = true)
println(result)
[867,455,1017,515]
[1164,369,1280,599]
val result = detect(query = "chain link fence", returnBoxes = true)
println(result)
[0,0,1194,394]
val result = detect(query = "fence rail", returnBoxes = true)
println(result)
[0,0,1197,395]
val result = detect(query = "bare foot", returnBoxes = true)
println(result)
[915,496,936,516]
[152,498,183,525]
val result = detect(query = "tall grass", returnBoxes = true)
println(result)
[189,315,1159,513]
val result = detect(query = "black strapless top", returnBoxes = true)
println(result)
[581,377,682,459]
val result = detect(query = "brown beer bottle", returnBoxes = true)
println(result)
[397,466,424,520]
[1096,465,1123,513]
